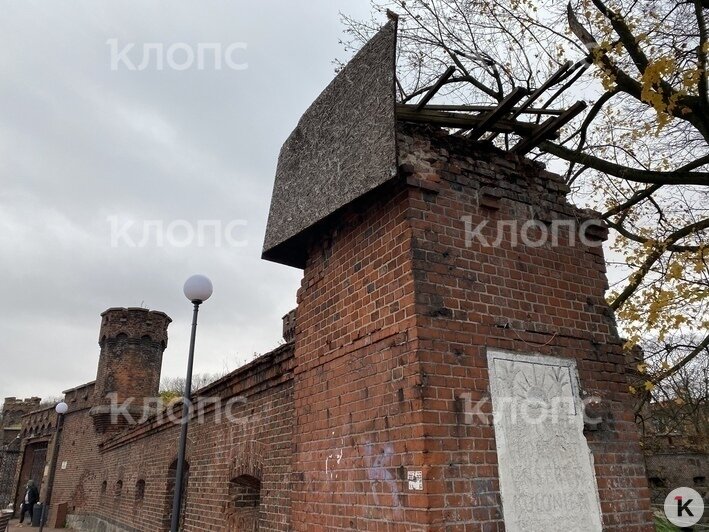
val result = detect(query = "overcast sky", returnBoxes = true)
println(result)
[0,0,375,400]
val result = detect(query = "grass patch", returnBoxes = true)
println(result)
[654,509,679,532]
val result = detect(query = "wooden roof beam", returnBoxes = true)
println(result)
[408,104,564,116]
[396,105,538,136]
[415,66,457,111]
[486,62,574,143]
[511,61,573,119]
[466,87,529,140]
[511,100,587,155]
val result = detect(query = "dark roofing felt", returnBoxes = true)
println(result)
[262,19,398,268]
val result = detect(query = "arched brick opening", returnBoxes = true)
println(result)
[226,475,261,531]
[135,479,146,502]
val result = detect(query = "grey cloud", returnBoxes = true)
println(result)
[0,0,372,399]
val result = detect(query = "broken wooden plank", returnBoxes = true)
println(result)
[415,66,457,111]
[511,100,587,155]
[396,105,539,136]
[408,104,564,116]
[466,87,529,140]
[511,61,573,119]
[486,63,573,143]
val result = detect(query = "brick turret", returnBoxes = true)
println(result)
[90,307,171,433]
[1,397,41,428]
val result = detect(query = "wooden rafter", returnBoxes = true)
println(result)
[511,101,588,155]
[416,104,564,116]
[415,66,457,111]
[485,61,574,142]
[511,61,573,119]
[396,65,590,157]
[396,105,539,137]
[466,87,529,140]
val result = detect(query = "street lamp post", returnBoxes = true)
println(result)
[170,274,212,532]
[38,401,68,532]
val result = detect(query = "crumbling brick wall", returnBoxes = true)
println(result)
[289,124,653,530]
[13,123,655,531]
[398,125,653,530]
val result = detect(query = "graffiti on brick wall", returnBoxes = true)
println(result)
[363,442,403,519]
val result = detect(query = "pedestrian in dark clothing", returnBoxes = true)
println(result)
[19,479,39,525]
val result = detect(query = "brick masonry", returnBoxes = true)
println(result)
[8,124,656,531]
[2,398,41,429]
[52,342,294,531]
[289,124,654,530]
[0,398,37,507]
[91,308,172,433]
[11,404,58,512]
[645,441,708,525]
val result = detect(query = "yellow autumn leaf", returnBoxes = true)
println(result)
[667,262,684,280]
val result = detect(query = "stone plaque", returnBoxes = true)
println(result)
[487,349,603,532]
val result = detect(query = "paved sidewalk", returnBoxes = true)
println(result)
[6,518,72,531]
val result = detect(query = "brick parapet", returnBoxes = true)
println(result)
[100,343,294,452]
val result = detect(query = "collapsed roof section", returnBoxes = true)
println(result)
[262,17,587,268]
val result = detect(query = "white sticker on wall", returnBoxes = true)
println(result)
[408,470,423,491]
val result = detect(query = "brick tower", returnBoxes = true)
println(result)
[263,20,653,531]
[1,397,41,428]
[90,307,171,432]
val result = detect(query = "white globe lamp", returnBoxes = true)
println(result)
[183,274,213,303]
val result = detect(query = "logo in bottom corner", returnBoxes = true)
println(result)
[664,487,704,527]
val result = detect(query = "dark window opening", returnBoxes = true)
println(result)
[135,479,146,501]
[648,477,666,488]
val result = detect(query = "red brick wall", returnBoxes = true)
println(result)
[399,126,653,531]
[290,124,653,530]
[28,124,654,531]
[291,182,429,529]
[53,344,294,532]
[48,382,102,525]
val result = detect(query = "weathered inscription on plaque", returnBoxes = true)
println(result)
[487,350,603,532]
